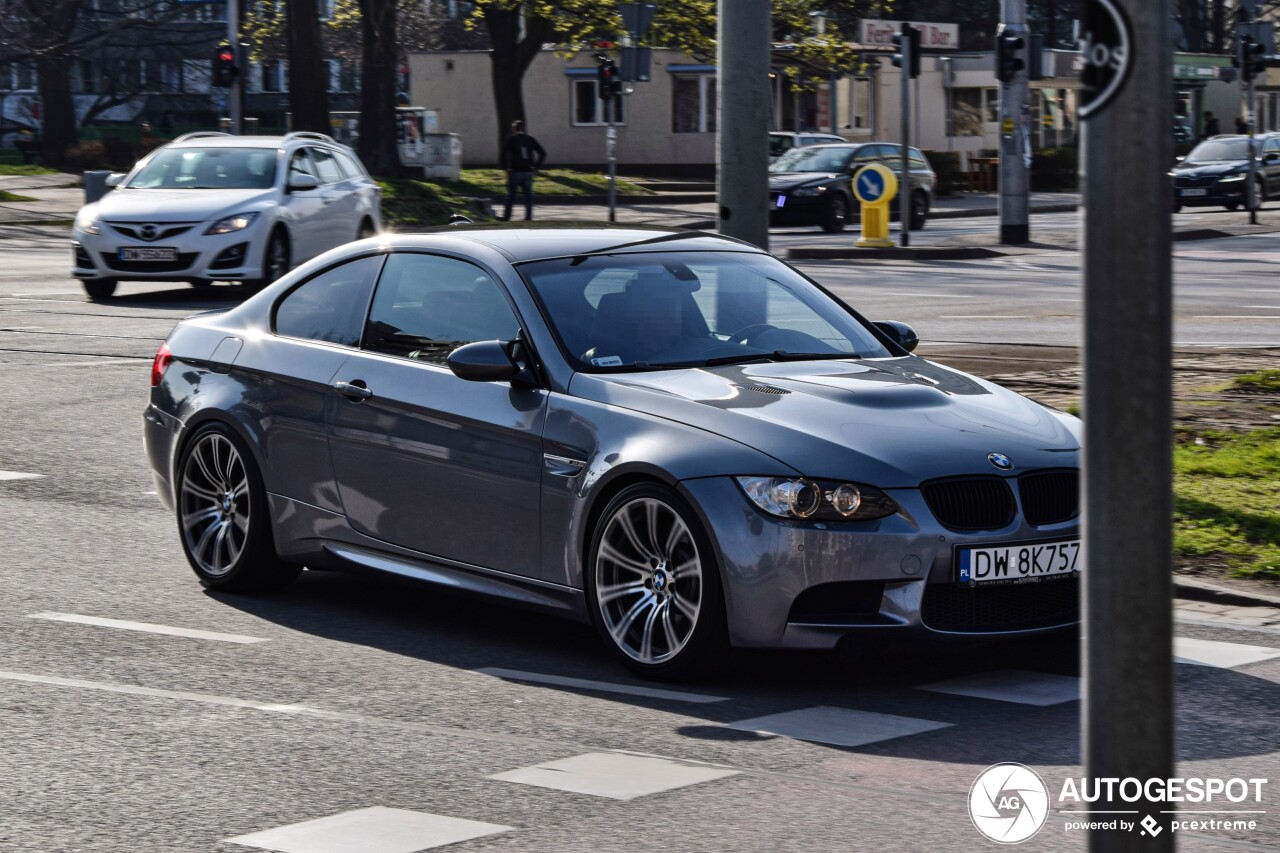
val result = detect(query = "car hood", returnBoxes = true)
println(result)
[89,188,276,223]
[1174,162,1248,177]
[769,172,843,191]
[571,357,1080,487]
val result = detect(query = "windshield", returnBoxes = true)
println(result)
[519,251,893,371]
[126,147,278,189]
[769,135,794,156]
[1185,138,1257,163]
[770,145,854,173]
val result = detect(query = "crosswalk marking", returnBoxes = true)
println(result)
[917,670,1081,706]
[0,470,43,481]
[475,667,729,704]
[489,752,739,800]
[1174,637,1280,669]
[727,706,952,748]
[27,612,268,644]
[224,807,511,853]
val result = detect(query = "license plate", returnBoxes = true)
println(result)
[774,195,787,209]
[119,247,177,261]
[956,539,1080,586]
[1179,188,1208,197]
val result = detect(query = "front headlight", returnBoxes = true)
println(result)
[1217,173,1247,183]
[791,185,826,197]
[736,476,898,521]
[205,212,260,235]
[76,214,101,235]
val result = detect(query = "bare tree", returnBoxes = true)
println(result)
[285,0,331,132]
[357,0,403,174]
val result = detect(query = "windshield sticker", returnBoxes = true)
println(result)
[591,355,624,367]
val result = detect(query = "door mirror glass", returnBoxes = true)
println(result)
[447,340,520,382]
[289,172,320,191]
[874,320,919,353]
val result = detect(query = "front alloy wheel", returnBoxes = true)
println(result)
[589,485,725,679]
[821,194,849,233]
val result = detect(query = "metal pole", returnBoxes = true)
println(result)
[999,0,1030,243]
[1248,77,1259,224]
[607,99,617,223]
[716,0,771,249]
[1082,0,1175,847]
[228,0,242,134]
[899,26,911,247]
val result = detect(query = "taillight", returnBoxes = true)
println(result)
[150,342,174,387]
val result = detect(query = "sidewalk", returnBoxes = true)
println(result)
[0,173,84,225]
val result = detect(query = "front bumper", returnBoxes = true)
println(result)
[73,220,269,283]
[681,477,1080,650]
[769,192,830,226]
[1173,178,1249,206]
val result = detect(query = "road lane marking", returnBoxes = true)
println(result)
[43,358,143,367]
[917,670,1080,706]
[727,706,952,748]
[475,667,728,704]
[27,612,269,644]
[225,807,511,853]
[489,752,738,800]
[1174,637,1280,668]
[0,470,43,481]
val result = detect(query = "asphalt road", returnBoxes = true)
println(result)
[0,234,1277,852]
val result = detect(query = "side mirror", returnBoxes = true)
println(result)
[288,173,320,191]
[105,173,126,187]
[447,340,521,383]
[1266,152,1280,163]
[874,320,919,353]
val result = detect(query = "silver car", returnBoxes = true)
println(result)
[145,227,1081,679]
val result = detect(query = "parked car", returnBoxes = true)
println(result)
[769,143,935,233]
[768,131,848,163]
[73,131,382,299]
[1171,133,1280,212]
[146,226,1081,680]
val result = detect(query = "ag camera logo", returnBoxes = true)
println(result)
[969,763,1050,844]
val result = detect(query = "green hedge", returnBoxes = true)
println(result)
[1030,147,1078,191]
[922,150,963,196]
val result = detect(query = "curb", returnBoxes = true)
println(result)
[1173,576,1280,609]
[930,202,1079,220]
[490,193,714,205]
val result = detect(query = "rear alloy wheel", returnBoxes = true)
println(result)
[820,193,849,233]
[910,191,928,230]
[176,424,300,592]
[83,279,117,300]
[588,484,726,679]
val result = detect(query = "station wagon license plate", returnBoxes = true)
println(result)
[1179,188,1208,197]
[956,539,1080,586]
[119,247,177,261]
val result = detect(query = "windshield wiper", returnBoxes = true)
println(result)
[769,351,861,361]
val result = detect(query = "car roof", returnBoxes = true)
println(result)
[373,226,763,263]
[164,133,349,151]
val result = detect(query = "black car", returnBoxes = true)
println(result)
[769,143,935,233]
[1172,134,1280,211]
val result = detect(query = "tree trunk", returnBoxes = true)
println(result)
[358,0,402,175]
[286,0,331,134]
[483,4,553,156]
[37,54,78,167]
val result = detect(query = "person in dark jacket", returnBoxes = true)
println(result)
[500,120,546,221]
[1202,111,1221,138]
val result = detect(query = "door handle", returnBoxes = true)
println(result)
[333,380,372,401]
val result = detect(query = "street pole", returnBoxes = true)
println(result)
[716,0,771,249]
[607,100,617,223]
[1081,0,1175,847]
[228,0,243,134]
[899,26,911,247]
[999,0,1030,244]
[1248,73,1258,224]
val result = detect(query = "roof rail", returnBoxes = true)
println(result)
[284,131,338,144]
[171,131,233,143]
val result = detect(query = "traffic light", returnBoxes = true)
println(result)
[890,24,921,79]
[1241,34,1267,82]
[212,43,238,88]
[995,27,1025,84]
[596,56,622,101]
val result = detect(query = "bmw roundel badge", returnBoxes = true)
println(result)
[988,452,1014,471]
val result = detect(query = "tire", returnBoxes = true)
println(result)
[253,229,290,288]
[820,193,849,233]
[357,218,377,240]
[189,279,217,288]
[586,483,727,680]
[910,191,928,230]
[1225,202,1240,211]
[83,279,117,300]
[175,423,300,593]
[1249,177,1265,211]
[1172,204,1182,214]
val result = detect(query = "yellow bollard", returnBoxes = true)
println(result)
[852,164,899,248]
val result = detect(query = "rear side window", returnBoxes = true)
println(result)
[310,148,345,184]
[362,253,520,365]
[274,256,382,346]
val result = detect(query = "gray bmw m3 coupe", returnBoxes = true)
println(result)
[145,227,1081,679]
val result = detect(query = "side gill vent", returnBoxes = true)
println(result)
[741,384,790,395]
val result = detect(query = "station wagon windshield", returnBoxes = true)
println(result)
[126,148,278,189]
[1184,139,1258,163]
[770,146,855,173]
[519,251,892,371]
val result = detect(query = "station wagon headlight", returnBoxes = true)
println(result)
[205,212,259,235]
[791,185,826,197]
[1218,173,1246,182]
[76,213,101,235]
[736,477,898,521]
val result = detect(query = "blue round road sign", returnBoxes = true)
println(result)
[856,169,885,202]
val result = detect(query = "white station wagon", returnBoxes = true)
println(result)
[73,131,382,299]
